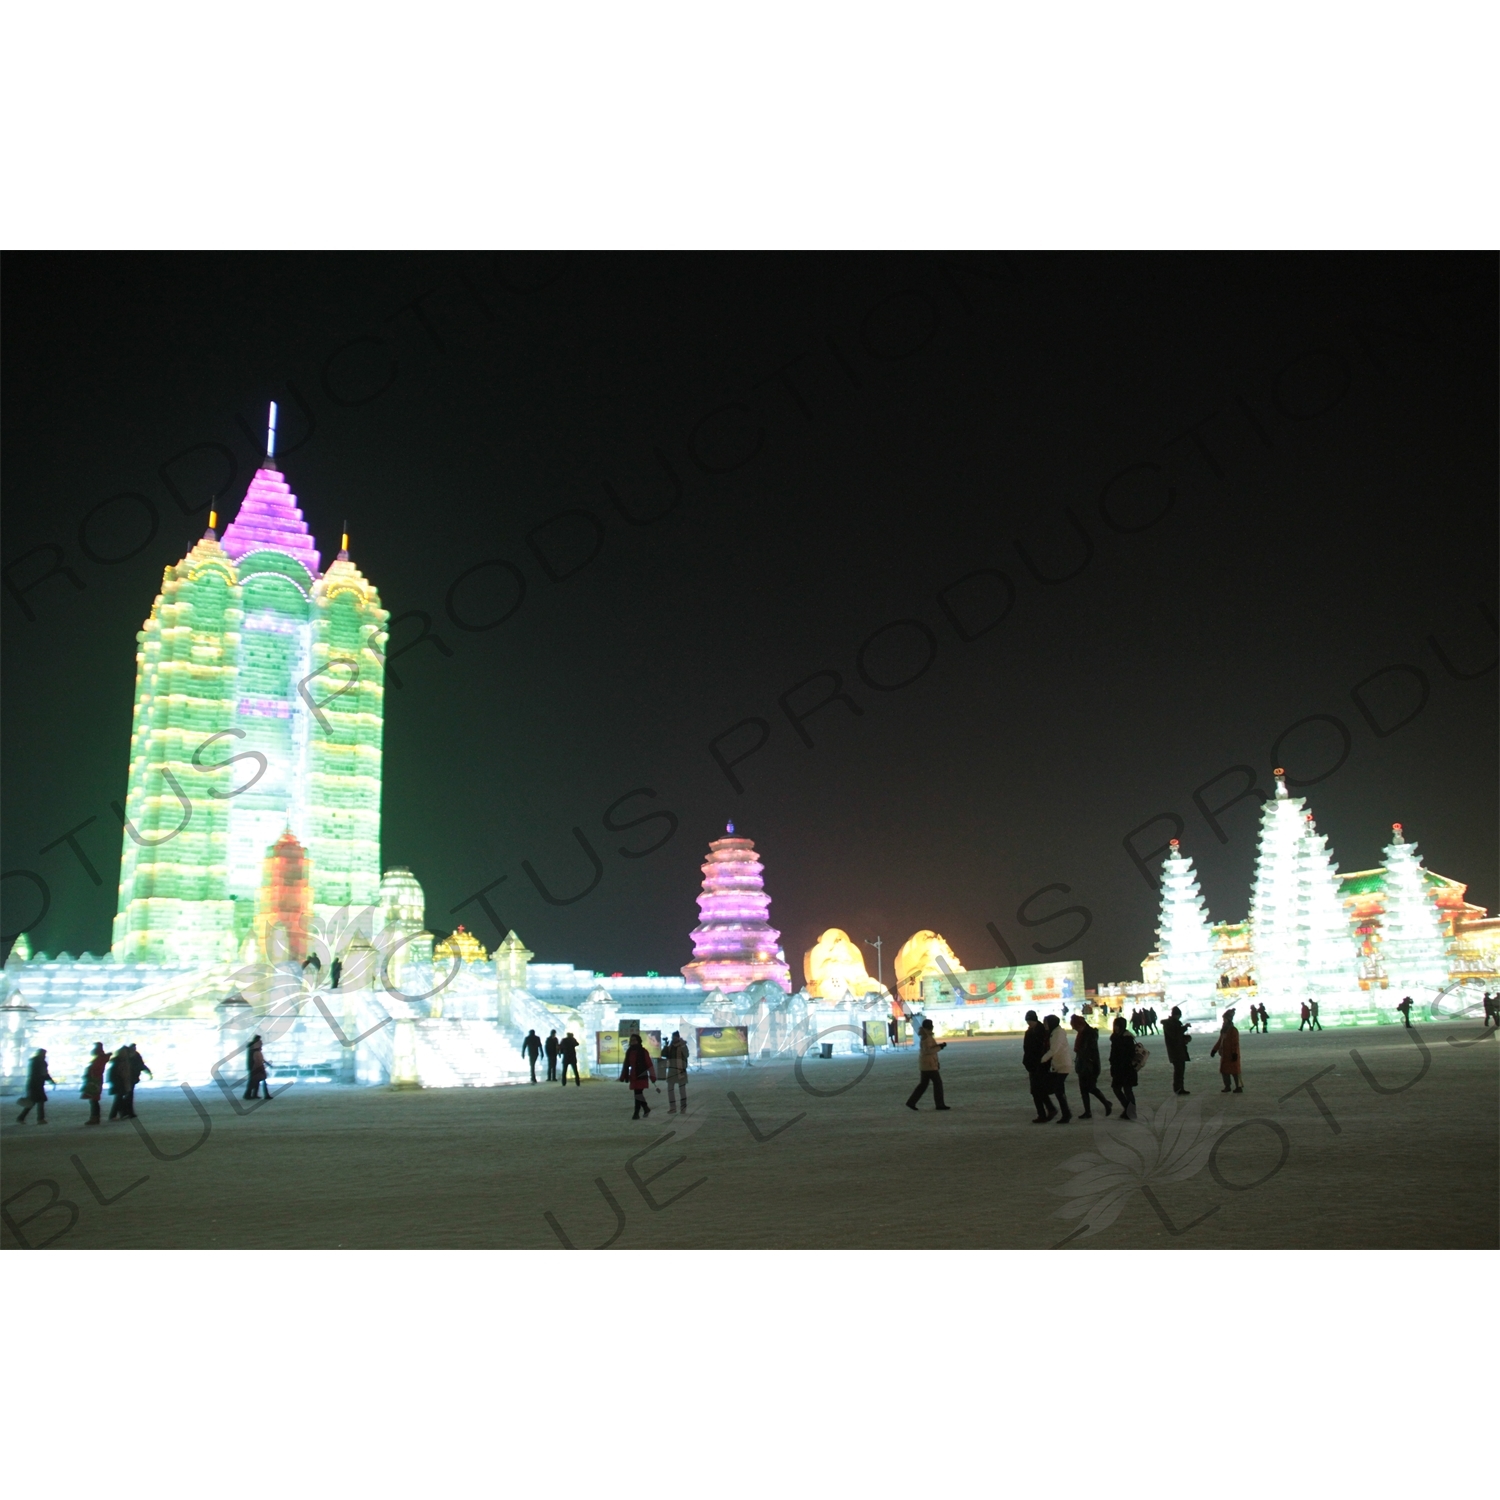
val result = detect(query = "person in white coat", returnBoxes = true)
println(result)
[904,1019,951,1111]
[1043,1013,1073,1123]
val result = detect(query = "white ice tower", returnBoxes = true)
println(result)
[1156,839,1221,1018]
[1248,770,1308,1010]
[1297,808,1363,1000]
[1379,823,1450,1000]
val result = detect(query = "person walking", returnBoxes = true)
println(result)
[1041,1014,1073,1122]
[107,1046,133,1120]
[663,1030,690,1114]
[1309,999,1323,1031]
[81,1042,109,1125]
[904,1019,950,1111]
[244,1034,267,1100]
[126,1043,152,1116]
[1211,1008,1243,1094]
[558,1030,581,1086]
[544,1029,560,1082]
[1484,992,1498,1029]
[1070,1013,1111,1118]
[1298,1000,1312,1032]
[887,1016,900,1048]
[1023,1010,1056,1123]
[16,1048,55,1124]
[522,1029,543,1083]
[1396,995,1413,1028]
[1108,1017,1139,1120]
[619,1032,656,1118]
[1162,1006,1192,1095]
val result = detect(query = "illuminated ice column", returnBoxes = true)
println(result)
[1156,840,1220,1017]
[1247,770,1309,1012]
[1378,823,1451,1000]
[111,528,241,965]
[307,537,389,931]
[681,824,792,993]
[257,831,313,963]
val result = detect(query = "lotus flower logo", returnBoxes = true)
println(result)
[1051,1094,1224,1242]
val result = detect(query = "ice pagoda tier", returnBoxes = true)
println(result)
[681,825,791,993]
[219,466,322,575]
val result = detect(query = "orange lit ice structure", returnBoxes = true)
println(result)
[893,930,965,1004]
[257,830,313,962]
[681,825,791,993]
[803,928,883,999]
[433,924,489,964]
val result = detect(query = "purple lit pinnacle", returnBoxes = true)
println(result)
[681,831,791,994]
[220,467,321,576]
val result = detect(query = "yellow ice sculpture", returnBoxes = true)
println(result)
[803,928,885,999]
[894,930,965,1003]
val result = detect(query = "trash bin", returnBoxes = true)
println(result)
[820,1042,833,1059]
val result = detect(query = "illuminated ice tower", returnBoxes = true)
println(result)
[1378,823,1450,997]
[1155,840,1220,1016]
[682,824,791,993]
[112,405,389,964]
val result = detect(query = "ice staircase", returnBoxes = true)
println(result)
[411,1020,533,1088]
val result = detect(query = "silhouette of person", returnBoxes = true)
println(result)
[244,1035,268,1100]
[522,1029,543,1083]
[1298,1000,1312,1031]
[1162,1006,1192,1095]
[1023,1010,1056,1123]
[1309,999,1323,1032]
[1070,1013,1111,1118]
[126,1043,152,1116]
[1109,1016,1138,1120]
[559,1031,581,1085]
[1396,995,1413,1028]
[544,1029,560,1082]
[16,1049,55,1124]
[1211,1008,1243,1094]
[664,1030,690,1113]
[1484,992,1498,1029]
[620,1032,656,1117]
[905,1019,949,1111]
[107,1047,133,1120]
[81,1041,109,1125]
[887,1016,899,1047]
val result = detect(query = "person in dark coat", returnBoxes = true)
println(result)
[521,1029,543,1083]
[1396,995,1413,1028]
[108,1046,133,1120]
[1309,999,1323,1031]
[1210,1008,1243,1093]
[1108,1016,1139,1120]
[244,1034,268,1100]
[1023,1010,1056,1123]
[619,1032,656,1118]
[544,1029,560,1082]
[1162,1006,1192,1095]
[1483,992,1498,1029]
[1070,1014,1111,1118]
[1298,1000,1312,1031]
[887,1016,899,1047]
[126,1043,152,1116]
[16,1049,55,1124]
[81,1041,109,1125]
[558,1031,581,1085]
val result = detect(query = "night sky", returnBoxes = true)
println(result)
[3,253,1495,985]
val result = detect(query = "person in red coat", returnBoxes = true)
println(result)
[80,1041,109,1125]
[1211,1008,1243,1094]
[620,1033,657,1118]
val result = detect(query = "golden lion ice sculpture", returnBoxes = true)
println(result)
[803,928,886,1000]
[894,930,965,1002]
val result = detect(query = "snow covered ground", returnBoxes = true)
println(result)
[4,1023,1495,1249]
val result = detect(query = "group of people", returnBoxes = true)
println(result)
[15,1042,153,1126]
[1297,1000,1324,1031]
[902,1001,1257,1122]
[618,1030,690,1117]
[1128,1007,1159,1035]
[521,1028,582,1086]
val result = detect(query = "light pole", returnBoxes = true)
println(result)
[864,935,883,989]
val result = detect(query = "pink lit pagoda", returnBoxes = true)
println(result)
[220,467,322,576]
[682,824,791,992]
